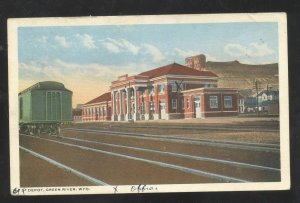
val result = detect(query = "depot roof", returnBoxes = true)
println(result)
[138,63,218,79]
[84,92,111,105]
[19,81,72,95]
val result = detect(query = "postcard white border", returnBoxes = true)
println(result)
[8,12,289,195]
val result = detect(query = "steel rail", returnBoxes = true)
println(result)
[20,146,110,186]
[110,125,279,132]
[21,134,249,183]
[61,135,280,172]
[64,128,279,152]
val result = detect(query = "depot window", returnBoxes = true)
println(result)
[181,98,184,109]
[171,83,177,92]
[172,99,177,109]
[224,96,232,108]
[149,86,154,94]
[210,96,218,108]
[158,84,165,93]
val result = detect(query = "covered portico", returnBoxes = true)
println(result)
[111,74,149,121]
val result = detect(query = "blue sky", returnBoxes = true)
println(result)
[18,22,279,106]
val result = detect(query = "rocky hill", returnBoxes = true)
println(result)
[205,60,279,93]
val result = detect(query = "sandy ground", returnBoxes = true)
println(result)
[20,149,95,187]
[45,133,280,182]
[69,117,280,144]
[20,134,280,187]
[61,129,280,168]
[136,117,280,124]
[20,135,221,186]
[19,117,281,186]
[74,116,279,125]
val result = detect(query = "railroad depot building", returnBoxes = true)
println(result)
[82,92,112,121]
[81,55,240,122]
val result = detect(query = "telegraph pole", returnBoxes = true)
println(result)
[254,80,260,116]
[267,84,272,101]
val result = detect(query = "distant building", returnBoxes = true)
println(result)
[72,108,82,122]
[76,104,83,109]
[257,90,279,104]
[243,89,279,114]
[82,92,111,121]
[72,104,83,122]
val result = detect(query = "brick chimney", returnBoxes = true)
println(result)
[185,54,206,71]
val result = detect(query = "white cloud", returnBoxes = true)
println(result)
[100,38,140,55]
[120,39,140,55]
[102,42,121,53]
[142,43,165,63]
[224,43,274,57]
[36,36,57,49]
[100,39,164,63]
[37,36,48,44]
[173,48,199,58]
[249,42,274,57]
[106,37,124,47]
[172,48,218,61]
[54,35,71,48]
[76,34,97,49]
[19,59,149,107]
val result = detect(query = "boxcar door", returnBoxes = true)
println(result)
[46,92,62,121]
[55,92,62,120]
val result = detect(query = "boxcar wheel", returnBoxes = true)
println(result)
[57,126,61,136]
[36,128,41,136]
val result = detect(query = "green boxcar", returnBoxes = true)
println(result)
[19,81,73,135]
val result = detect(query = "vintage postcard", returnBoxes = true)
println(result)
[8,13,289,195]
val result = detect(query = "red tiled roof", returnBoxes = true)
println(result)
[85,92,111,105]
[138,63,218,78]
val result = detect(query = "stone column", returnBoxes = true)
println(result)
[125,88,131,121]
[112,91,118,121]
[118,90,124,121]
[144,88,150,120]
[133,86,139,121]
[153,84,159,120]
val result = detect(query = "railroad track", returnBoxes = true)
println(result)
[64,128,280,152]
[20,133,280,185]
[60,136,280,172]
[20,146,109,186]
[109,124,279,132]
